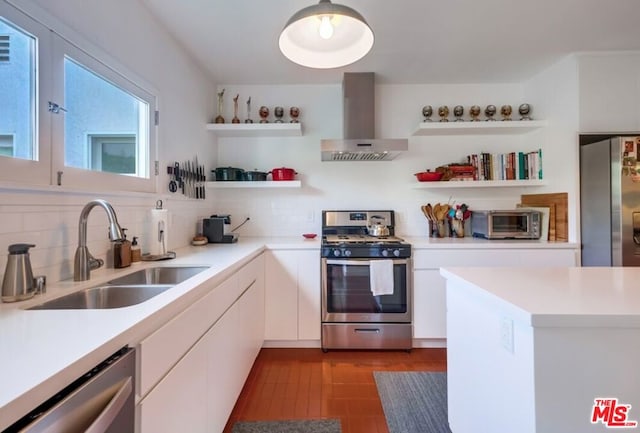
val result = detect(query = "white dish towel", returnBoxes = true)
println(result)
[370,260,395,296]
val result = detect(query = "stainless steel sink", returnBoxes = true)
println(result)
[28,266,209,310]
[28,284,174,310]
[106,266,209,285]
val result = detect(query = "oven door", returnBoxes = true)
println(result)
[321,258,411,323]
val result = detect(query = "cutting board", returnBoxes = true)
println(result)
[521,193,568,242]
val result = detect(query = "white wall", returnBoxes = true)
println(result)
[0,0,216,284]
[210,82,576,238]
[523,55,580,241]
[578,52,640,133]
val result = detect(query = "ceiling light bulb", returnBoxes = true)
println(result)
[279,0,374,69]
[318,16,334,39]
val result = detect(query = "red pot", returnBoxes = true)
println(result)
[415,171,443,182]
[271,167,297,181]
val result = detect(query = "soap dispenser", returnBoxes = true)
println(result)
[131,236,141,264]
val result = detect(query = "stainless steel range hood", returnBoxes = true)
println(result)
[321,72,408,161]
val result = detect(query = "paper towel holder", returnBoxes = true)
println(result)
[141,199,177,261]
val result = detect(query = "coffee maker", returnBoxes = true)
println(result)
[203,215,238,243]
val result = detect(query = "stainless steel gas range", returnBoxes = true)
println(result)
[321,210,412,351]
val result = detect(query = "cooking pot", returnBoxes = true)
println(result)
[211,166,245,181]
[414,170,443,182]
[271,167,297,181]
[367,216,390,237]
[244,169,269,181]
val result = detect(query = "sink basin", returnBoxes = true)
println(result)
[28,285,174,310]
[106,266,209,285]
[26,266,209,310]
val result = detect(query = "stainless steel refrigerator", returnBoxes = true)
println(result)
[580,135,640,266]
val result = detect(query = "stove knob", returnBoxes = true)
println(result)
[393,249,401,257]
[333,249,341,257]
[381,249,389,257]
[344,250,352,257]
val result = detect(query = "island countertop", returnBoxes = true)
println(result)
[440,266,640,327]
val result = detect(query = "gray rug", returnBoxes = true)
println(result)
[231,419,341,433]
[374,371,451,433]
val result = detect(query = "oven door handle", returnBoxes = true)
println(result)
[325,259,409,266]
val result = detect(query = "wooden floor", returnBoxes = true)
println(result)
[223,348,447,433]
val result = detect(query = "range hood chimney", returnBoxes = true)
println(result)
[321,72,408,161]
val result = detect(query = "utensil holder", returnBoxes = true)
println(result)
[449,219,465,238]
[429,220,448,238]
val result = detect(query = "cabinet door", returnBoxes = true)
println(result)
[139,337,208,433]
[206,299,242,433]
[298,250,321,340]
[264,250,298,340]
[413,270,447,339]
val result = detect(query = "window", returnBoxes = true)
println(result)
[0,2,157,193]
[0,134,14,157]
[88,134,136,174]
[64,58,149,178]
[0,17,36,161]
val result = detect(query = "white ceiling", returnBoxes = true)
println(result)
[141,0,640,85]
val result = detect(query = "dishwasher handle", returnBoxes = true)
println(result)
[85,377,132,433]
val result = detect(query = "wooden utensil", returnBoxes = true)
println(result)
[433,203,442,220]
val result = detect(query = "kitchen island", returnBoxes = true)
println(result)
[441,267,640,433]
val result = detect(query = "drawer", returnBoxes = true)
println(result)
[413,248,577,269]
[138,274,240,398]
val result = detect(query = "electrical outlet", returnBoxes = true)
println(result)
[500,317,514,353]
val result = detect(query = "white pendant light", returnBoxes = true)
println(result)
[279,0,374,69]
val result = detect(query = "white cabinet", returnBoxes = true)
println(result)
[138,253,265,433]
[139,335,209,433]
[264,249,320,342]
[413,270,447,339]
[412,246,578,342]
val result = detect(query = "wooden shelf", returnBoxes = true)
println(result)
[205,123,302,137]
[412,120,547,136]
[206,180,301,189]
[413,179,546,189]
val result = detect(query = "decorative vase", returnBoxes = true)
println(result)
[215,89,225,124]
[245,97,253,123]
[290,106,300,123]
[274,106,284,123]
[259,106,269,123]
[231,94,240,124]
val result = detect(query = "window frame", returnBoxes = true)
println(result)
[0,3,51,186]
[0,1,158,193]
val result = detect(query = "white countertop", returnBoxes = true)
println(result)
[440,267,640,328]
[0,236,319,430]
[405,236,579,249]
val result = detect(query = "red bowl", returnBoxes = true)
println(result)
[415,171,443,182]
[302,233,317,239]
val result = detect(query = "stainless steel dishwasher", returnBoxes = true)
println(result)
[3,347,135,433]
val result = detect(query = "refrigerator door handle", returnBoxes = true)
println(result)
[633,212,640,245]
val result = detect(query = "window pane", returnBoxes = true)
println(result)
[64,57,149,177]
[0,17,36,160]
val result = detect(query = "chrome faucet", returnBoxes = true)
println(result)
[74,199,125,281]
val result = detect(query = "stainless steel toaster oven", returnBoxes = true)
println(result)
[471,210,542,239]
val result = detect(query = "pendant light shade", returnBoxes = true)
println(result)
[279,0,374,69]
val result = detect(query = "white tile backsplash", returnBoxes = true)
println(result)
[0,192,212,285]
